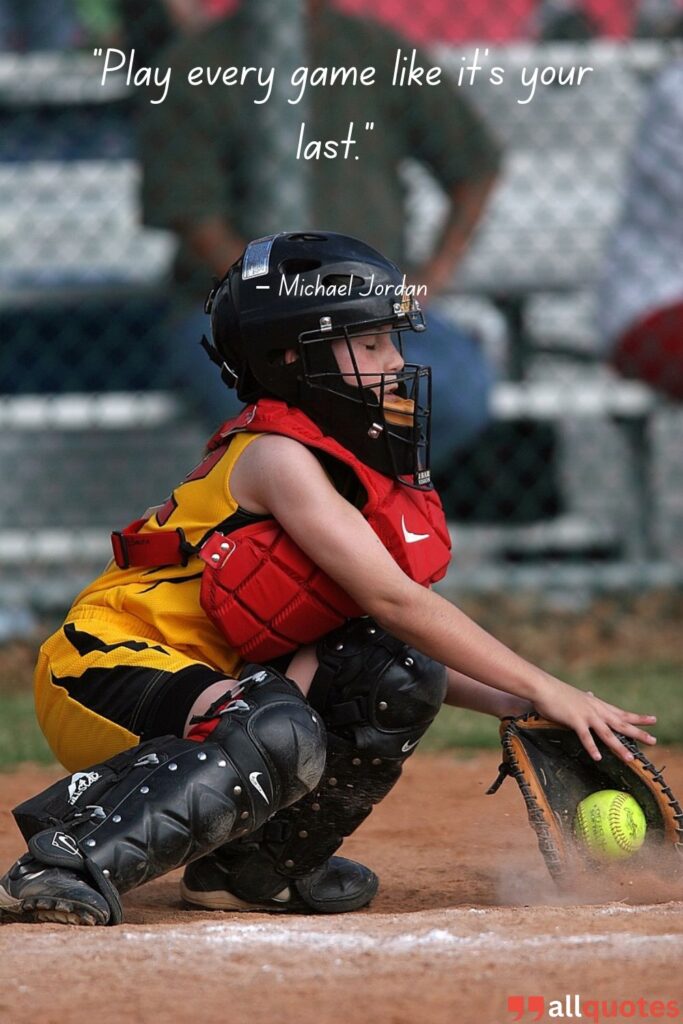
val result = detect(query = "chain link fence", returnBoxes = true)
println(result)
[1,0,683,637]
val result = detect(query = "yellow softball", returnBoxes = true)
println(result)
[573,790,647,861]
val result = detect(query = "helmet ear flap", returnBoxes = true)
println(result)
[206,266,253,396]
[204,276,220,315]
[202,271,230,376]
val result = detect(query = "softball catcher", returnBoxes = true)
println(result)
[0,233,447,923]
[0,233,670,925]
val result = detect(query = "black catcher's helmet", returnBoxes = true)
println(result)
[203,231,431,486]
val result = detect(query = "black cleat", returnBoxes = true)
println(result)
[0,854,110,926]
[181,854,379,914]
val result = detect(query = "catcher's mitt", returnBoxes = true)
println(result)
[488,713,683,884]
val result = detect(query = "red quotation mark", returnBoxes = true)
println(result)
[507,996,545,1022]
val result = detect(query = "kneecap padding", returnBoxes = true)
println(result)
[193,663,327,809]
[310,618,447,759]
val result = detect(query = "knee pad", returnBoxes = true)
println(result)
[233,620,446,882]
[309,618,447,759]
[204,663,327,809]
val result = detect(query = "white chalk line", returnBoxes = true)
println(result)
[120,926,683,959]
[7,904,683,968]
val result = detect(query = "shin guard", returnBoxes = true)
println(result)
[11,666,325,921]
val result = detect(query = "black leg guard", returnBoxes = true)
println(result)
[203,619,446,902]
[4,666,325,923]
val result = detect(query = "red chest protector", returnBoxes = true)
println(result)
[112,399,451,661]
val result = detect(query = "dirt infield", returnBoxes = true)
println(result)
[2,751,683,1024]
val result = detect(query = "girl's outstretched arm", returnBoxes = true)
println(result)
[233,435,658,764]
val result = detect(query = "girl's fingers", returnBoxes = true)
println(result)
[607,708,657,725]
[577,726,602,762]
[602,708,657,743]
[585,694,657,727]
[592,720,636,763]
[563,689,658,761]
[613,721,657,745]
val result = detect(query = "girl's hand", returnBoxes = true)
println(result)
[533,680,657,763]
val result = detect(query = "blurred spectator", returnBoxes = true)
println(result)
[73,2,213,55]
[334,0,632,43]
[121,0,212,42]
[0,0,79,51]
[112,1,211,63]
[634,0,683,37]
[115,1,178,64]
[534,0,599,40]
[72,0,119,46]
[160,0,213,31]
[139,0,502,473]
[597,58,683,400]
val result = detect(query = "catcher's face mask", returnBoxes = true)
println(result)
[299,321,431,488]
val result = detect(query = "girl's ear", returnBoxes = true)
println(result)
[284,349,299,365]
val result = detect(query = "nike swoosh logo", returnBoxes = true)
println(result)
[401,515,430,545]
[249,771,270,804]
[401,738,420,753]
[52,832,79,856]
[22,870,46,882]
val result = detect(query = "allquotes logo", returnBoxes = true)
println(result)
[507,994,682,1023]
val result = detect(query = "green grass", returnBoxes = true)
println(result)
[0,694,54,769]
[421,662,683,752]
[0,662,680,768]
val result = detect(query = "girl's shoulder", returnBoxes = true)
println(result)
[230,431,331,516]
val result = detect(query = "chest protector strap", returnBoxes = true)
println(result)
[111,400,451,661]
